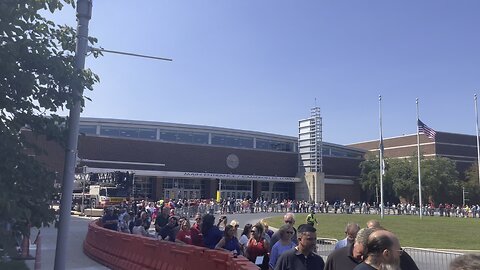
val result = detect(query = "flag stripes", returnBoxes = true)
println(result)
[417,119,436,139]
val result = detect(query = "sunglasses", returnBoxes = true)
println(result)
[285,220,293,224]
[286,231,294,234]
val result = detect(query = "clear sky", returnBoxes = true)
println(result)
[50,1,480,145]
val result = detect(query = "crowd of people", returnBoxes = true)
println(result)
[99,199,479,270]
[127,197,480,219]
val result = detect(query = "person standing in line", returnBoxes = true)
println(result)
[274,224,324,270]
[334,223,360,250]
[215,224,241,254]
[176,219,192,245]
[352,230,402,270]
[268,224,295,270]
[230,220,240,238]
[190,213,204,246]
[270,213,297,248]
[365,220,418,270]
[324,228,374,270]
[201,214,223,249]
[449,254,480,270]
[246,223,270,270]
[239,224,253,255]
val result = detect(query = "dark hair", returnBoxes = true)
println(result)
[224,225,234,238]
[253,222,264,235]
[241,224,253,236]
[298,224,316,234]
[201,214,215,235]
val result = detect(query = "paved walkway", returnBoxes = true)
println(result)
[26,212,283,270]
[26,216,108,270]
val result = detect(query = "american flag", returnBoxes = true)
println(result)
[417,119,436,140]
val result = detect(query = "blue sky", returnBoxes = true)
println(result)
[51,1,480,145]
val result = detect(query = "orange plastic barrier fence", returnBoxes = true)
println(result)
[83,219,259,270]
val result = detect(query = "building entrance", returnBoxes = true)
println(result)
[163,178,203,200]
[261,191,289,201]
[164,188,200,200]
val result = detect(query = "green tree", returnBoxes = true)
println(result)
[464,162,480,204]
[388,157,418,202]
[422,157,460,204]
[359,154,395,203]
[0,0,99,254]
[359,154,380,202]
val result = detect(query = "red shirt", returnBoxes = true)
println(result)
[246,238,268,262]
[190,224,204,247]
[176,229,192,245]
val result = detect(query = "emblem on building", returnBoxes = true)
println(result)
[226,154,239,169]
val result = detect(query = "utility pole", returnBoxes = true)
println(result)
[54,1,92,269]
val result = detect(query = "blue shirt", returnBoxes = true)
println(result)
[223,237,241,254]
[203,226,223,249]
[269,241,296,269]
[334,238,348,250]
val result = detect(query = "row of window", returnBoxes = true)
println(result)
[261,182,292,192]
[79,124,295,152]
[299,146,363,159]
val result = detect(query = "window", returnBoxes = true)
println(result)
[100,126,156,140]
[261,182,269,191]
[256,139,294,152]
[160,130,208,144]
[211,134,254,149]
[79,125,97,135]
[273,182,292,192]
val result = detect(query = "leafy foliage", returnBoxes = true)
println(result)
[360,155,462,204]
[464,163,480,204]
[0,0,99,249]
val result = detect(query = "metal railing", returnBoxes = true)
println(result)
[403,247,464,270]
[316,239,465,270]
[316,238,338,259]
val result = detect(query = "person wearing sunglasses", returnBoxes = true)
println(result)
[270,213,297,248]
[269,224,296,270]
[274,224,324,270]
[246,223,271,270]
[190,213,204,247]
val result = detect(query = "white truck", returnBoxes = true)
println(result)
[72,185,128,210]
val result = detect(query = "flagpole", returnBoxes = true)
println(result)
[416,98,423,219]
[475,94,480,186]
[379,95,384,219]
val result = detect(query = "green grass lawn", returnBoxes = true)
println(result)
[265,214,480,250]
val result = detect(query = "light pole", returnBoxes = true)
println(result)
[54,1,92,269]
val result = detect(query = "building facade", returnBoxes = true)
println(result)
[349,131,479,179]
[30,114,365,202]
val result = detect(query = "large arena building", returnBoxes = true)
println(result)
[33,109,366,202]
